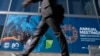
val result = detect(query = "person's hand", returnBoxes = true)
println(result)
[22,0,32,8]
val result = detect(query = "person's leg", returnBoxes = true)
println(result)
[46,17,69,56]
[17,19,49,56]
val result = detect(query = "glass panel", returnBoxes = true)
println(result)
[68,0,96,15]
[95,0,100,16]
[57,0,67,14]
[0,0,10,11]
[10,0,39,12]
[0,14,6,39]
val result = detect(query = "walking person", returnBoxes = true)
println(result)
[13,0,69,56]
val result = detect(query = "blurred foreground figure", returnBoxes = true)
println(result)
[13,0,69,56]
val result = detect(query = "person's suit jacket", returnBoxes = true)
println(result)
[40,0,54,18]
[24,0,56,18]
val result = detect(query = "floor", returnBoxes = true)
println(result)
[0,51,89,56]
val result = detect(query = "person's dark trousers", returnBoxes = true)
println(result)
[18,16,69,56]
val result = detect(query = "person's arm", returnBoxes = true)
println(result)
[22,0,39,8]
[22,0,33,8]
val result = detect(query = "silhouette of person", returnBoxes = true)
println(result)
[13,0,69,56]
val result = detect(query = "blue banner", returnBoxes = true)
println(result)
[0,14,100,53]
[65,17,100,53]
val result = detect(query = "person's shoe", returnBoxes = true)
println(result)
[10,53,27,56]
[62,53,69,56]
[10,53,18,56]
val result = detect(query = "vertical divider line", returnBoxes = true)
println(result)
[38,1,41,13]
[92,0,98,16]
[66,0,69,14]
